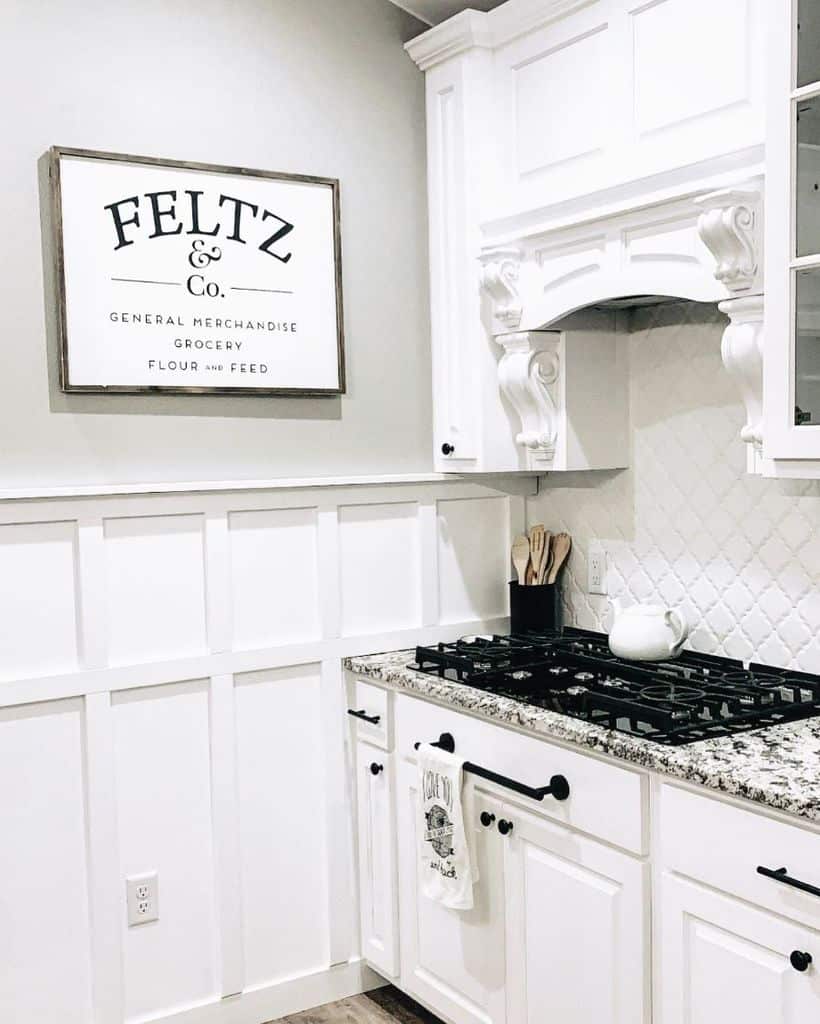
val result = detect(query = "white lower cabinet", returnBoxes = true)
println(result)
[352,683,820,1024]
[395,758,648,1024]
[503,808,648,1024]
[397,758,508,1024]
[356,740,398,977]
[660,873,820,1023]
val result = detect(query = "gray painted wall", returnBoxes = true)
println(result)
[1,0,430,487]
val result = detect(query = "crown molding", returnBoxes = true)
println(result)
[404,9,493,70]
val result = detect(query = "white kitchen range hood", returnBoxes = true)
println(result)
[406,0,767,475]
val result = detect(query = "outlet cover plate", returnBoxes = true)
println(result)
[126,872,159,926]
[588,546,607,595]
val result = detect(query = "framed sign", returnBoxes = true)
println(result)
[49,146,345,395]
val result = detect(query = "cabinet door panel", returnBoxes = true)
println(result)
[661,874,820,1024]
[397,759,506,1024]
[503,808,648,1024]
[356,741,398,976]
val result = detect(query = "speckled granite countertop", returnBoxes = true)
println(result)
[344,650,820,826]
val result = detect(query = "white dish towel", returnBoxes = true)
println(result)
[417,742,479,910]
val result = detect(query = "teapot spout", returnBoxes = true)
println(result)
[609,595,625,620]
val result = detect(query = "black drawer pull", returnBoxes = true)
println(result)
[791,950,813,973]
[348,708,381,725]
[498,819,514,836]
[414,732,570,802]
[369,762,384,776]
[480,811,496,828]
[756,865,820,899]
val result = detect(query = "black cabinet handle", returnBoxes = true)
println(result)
[498,819,514,836]
[757,865,820,899]
[791,950,813,973]
[348,709,381,725]
[414,733,570,802]
[369,762,384,776]
[480,811,496,828]
[441,443,455,456]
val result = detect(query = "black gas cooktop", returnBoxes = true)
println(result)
[410,628,820,746]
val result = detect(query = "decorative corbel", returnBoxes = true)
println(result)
[696,186,764,467]
[496,331,560,468]
[479,247,523,331]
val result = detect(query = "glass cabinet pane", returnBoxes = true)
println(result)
[797,0,820,88]
[795,268,820,426]
[796,96,820,257]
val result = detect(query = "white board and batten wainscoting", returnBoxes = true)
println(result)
[0,474,528,1024]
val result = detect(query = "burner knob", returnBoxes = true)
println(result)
[497,819,514,836]
[480,811,496,828]
[791,950,813,973]
[369,762,384,776]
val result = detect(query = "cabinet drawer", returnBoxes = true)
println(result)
[396,693,647,855]
[661,784,820,932]
[348,679,391,750]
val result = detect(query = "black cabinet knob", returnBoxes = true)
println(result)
[790,950,813,972]
[369,762,384,776]
[480,811,496,828]
[497,818,514,836]
[441,443,455,456]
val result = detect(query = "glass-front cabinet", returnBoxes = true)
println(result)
[765,1,820,462]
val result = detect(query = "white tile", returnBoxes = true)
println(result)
[437,497,509,624]
[229,508,320,650]
[0,521,78,681]
[104,515,207,666]
[339,502,421,636]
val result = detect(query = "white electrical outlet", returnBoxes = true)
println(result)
[588,546,607,595]
[126,872,159,926]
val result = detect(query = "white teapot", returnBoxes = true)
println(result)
[608,597,689,661]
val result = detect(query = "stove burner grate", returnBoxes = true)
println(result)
[410,628,820,746]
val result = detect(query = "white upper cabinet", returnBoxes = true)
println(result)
[408,0,768,474]
[764,0,820,469]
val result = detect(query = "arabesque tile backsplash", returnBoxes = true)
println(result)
[529,301,820,672]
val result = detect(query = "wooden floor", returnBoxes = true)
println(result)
[268,986,443,1024]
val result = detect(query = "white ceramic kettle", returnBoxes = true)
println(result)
[608,597,689,661]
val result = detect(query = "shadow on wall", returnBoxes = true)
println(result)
[36,153,341,423]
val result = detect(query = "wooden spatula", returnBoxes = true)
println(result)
[528,525,546,586]
[511,534,530,586]
[547,533,572,584]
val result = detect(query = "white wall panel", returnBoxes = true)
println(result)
[437,497,509,624]
[0,521,78,681]
[0,700,92,1023]
[113,680,218,1022]
[229,508,320,650]
[339,502,421,636]
[631,0,749,136]
[0,478,515,1024]
[105,515,208,666]
[235,664,330,988]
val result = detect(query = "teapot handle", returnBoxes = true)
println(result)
[664,609,688,653]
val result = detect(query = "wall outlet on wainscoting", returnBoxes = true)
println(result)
[588,546,607,596]
[126,872,159,926]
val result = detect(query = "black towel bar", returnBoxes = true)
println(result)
[414,732,570,802]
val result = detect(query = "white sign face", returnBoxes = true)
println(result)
[51,148,345,394]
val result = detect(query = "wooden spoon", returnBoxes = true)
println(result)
[547,533,572,584]
[528,525,545,587]
[537,531,553,584]
[511,534,530,586]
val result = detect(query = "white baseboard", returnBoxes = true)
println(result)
[142,960,388,1024]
